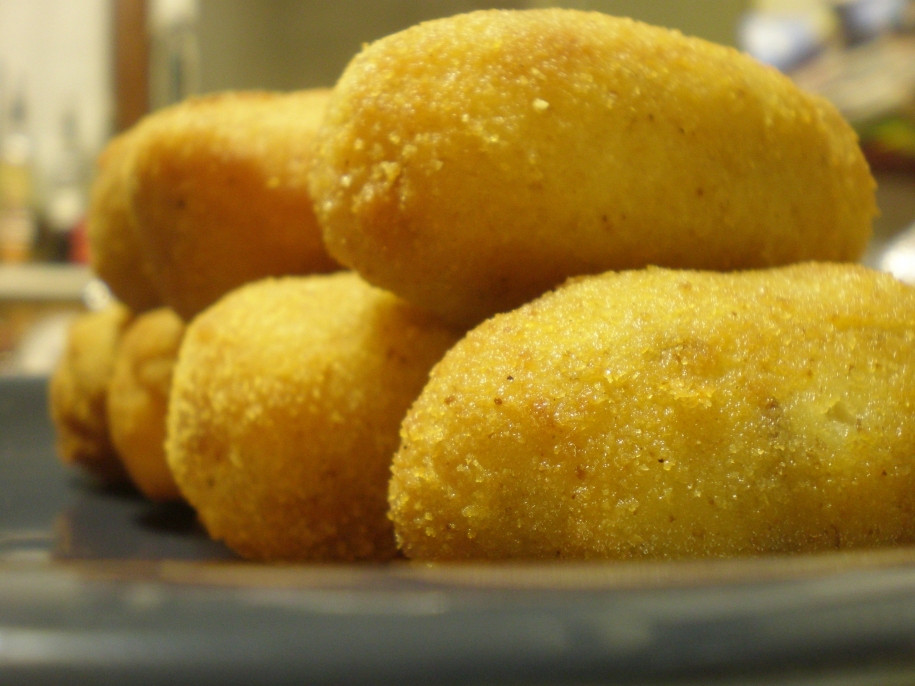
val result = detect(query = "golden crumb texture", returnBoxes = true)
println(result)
[166,272,461,561]
[128,89,339,320]
[48,303,133,482]
[87,130,161,313]
[390,263,915,560]
[310,9,876,327]
[107,308,185,501]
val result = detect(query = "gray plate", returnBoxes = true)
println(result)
[3,376,915,686]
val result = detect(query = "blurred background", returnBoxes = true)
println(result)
[0,0,913,374]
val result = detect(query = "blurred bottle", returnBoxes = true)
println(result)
[0,85,37,263]
[36,106,89,262]
[834,0,908,45]
[149,0,200,110]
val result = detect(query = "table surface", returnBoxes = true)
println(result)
[5,376,915,686]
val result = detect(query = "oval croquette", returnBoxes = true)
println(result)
[389,264,915,560]
[130,89,339,320]
[107,308,185,501]
[49,303,133,482]
[87,131,161,313]
[310,9,876,327]
[166,273,461,561]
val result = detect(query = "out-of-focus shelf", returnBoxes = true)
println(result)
[0,264,92,302]
[0,265,94,375]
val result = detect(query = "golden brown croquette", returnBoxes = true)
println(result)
[310,10,876,327]
[166,272,461,561]
[87,131,161,313]
[390,264,915,560]
[107,308,185,501]
[130,89,339,320]
[49,303,133,482]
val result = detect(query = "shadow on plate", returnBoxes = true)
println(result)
[53,476,236,561]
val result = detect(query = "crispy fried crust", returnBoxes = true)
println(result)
[87,131,161,313]
[130,90,339,320]
[390,263,915,560]
[107,308,185,501]
[311,9,876,327]
[49,303,133,482]
[166,272,461,561]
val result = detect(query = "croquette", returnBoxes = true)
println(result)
[107,308,185,501]
[49,303,133,482]
[130,89,339,320]
[310,9,876,327]
[166,272,461,561]
[390,263,915,560]
[87,131,161,313]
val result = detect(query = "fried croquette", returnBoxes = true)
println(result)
[49,303,133,482]
[166,272,461,561]
[390,263,915,560]
[129,89,339,320]
[310,9,876,327]
[86,130,161,313]
[107,308,184,501]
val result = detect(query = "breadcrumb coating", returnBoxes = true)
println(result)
[87,131,161,313]
[130,89,339,320]
[390,264,915,560]
[49,303,133,482]
[167,273,461,561]
[311,9,876,327]
[107,308,185,501]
